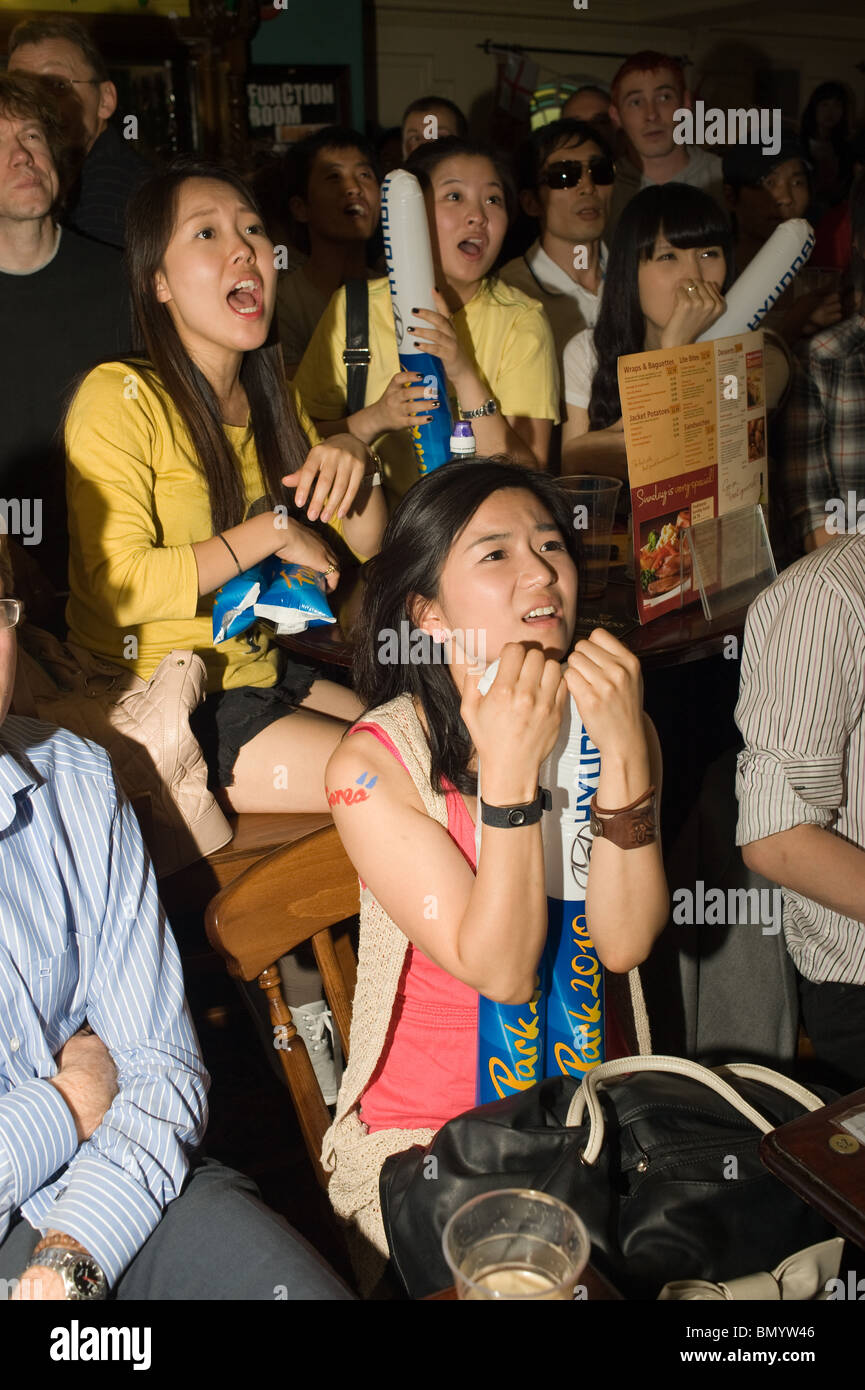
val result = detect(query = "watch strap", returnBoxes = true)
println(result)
[26,1246,108,1300]
[480,785,551,828]
[458,397,497,419]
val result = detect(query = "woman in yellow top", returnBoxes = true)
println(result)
[65,160,386,813]
[294,138,560,503]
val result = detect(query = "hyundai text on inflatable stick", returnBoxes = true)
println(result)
[473,658,604,1103]
[697,219,815,341]
[380,169,454,474]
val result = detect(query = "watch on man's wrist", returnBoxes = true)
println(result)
[458,398,498,420]
[480,785,551,828]
[26,1246,108,1300]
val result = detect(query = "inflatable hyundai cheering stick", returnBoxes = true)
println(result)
[380,169,454,475]
[473,660,604,1104]
[697,218,815,341]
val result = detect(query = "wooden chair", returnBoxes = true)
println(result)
[205,824,360,1186]
[158,811,332,920]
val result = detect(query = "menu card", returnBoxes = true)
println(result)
[617,330,767,624]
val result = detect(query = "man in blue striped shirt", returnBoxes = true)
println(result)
[0,538,351,1300]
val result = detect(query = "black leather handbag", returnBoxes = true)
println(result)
[379,1055,839,1299]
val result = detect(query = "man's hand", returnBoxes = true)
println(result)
[49,1027,118,1144]
[11,1267,66,1301]
[11,1232,94,1302]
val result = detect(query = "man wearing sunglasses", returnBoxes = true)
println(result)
[501,118,614,371]
[8,17,149,248]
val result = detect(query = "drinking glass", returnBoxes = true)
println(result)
[442,1188,590,1300]
[555,476,623,597]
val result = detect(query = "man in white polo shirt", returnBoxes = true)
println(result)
[500,117,613,371]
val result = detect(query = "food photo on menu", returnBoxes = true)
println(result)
[618,330,768,623]
[638,509,693,605]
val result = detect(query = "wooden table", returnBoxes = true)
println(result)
[276,573,751,675]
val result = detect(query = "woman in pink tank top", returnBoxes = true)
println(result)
[326,459,668,1137]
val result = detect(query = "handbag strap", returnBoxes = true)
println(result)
[717,1062,826,1113]
[343,277,370,417]
[566,1054,826,1165]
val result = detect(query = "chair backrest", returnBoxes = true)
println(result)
[205,824,360,1187]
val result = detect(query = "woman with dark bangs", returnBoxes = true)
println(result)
[561,183,732,474]
[321,459,667,1274]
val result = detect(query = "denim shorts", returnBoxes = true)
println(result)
[190,649,319,789]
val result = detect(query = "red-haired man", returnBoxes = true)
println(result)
[607,51,725,240]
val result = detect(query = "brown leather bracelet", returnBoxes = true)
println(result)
[590,788,657,849]
[591,785,655,818]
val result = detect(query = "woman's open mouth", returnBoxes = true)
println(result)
[522,604,562,628]
[226,278,263,319]
[457,238,486,262]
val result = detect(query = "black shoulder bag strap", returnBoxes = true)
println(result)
[343,277,371,416]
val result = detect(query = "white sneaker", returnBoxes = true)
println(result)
[289,1000,342,1105]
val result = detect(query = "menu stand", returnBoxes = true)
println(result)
[681,503,777,622]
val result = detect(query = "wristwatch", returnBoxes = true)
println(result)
[458,398,498,419]
[25,1246,108,1300]
[480,786,551,828]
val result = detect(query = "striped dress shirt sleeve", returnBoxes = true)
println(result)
[0,718,208,1287]
[734,537,865,982]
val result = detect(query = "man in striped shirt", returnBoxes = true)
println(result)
[735,533,865,1092]
[0,537,351,1300]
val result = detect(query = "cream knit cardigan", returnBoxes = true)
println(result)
[321,692,653,1283]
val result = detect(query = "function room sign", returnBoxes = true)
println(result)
[246,66,348,151]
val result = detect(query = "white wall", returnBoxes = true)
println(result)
[372,0,865,131]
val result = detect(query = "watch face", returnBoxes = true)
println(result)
[72,1258,104,1298]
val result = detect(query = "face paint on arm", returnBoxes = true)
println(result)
[326,771,378,807]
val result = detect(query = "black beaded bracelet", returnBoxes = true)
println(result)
[218,532,243,575]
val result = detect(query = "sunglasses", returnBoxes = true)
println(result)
[539,157,616,190]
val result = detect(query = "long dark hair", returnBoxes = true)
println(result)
[352,459,584,796]
[123,158,311,534]
[588,183,733,430]
[800,81,850,153]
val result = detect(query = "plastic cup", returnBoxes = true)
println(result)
[555,476,622,597]
[442,1188,590,1300]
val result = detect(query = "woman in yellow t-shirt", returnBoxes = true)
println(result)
[294,138,559,504]
[65,161,386,813]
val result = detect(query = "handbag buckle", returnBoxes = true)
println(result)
[342,347,371,366]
